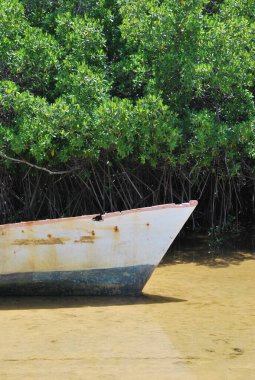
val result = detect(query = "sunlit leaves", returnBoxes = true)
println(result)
[55,11,106,67]
[93,95,180,165]
[0,0,254,174]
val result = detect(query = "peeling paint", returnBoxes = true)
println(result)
[12,238,64,245]
[0,202,197,286]
[74,236,95,244]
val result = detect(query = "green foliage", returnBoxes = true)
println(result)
[185,110,255,171]
[0,0,26,62]
[10,27,61,95]
[93,95,180,164]
[0,80,101,162]
[0,0,254,175]
[55,11,106,67]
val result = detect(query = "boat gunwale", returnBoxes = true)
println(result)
[0,200,198,230]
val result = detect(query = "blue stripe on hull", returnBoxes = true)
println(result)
[0,265,155,296]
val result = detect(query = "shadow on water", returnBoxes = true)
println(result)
[162,232,255,268]
[0,294,186,311]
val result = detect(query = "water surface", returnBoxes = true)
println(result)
[0,235,254,379]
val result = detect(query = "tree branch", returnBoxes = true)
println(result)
[0,152,81,175]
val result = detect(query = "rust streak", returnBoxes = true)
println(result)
[114,226,119,232]
[12,238,64,245]
[74,236,95,244]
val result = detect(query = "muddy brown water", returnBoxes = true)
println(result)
[0,234,254,379]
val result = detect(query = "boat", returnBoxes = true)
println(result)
[0,200,197,296]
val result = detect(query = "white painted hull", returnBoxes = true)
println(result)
[0,201,197,295]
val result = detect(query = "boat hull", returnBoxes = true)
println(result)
[0,265,155,296]
[0,201,197,296]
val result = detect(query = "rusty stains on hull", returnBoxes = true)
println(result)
[12,238,64,245]
[74,236,95,244]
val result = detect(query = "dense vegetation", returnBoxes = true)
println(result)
[0,0,254,230]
